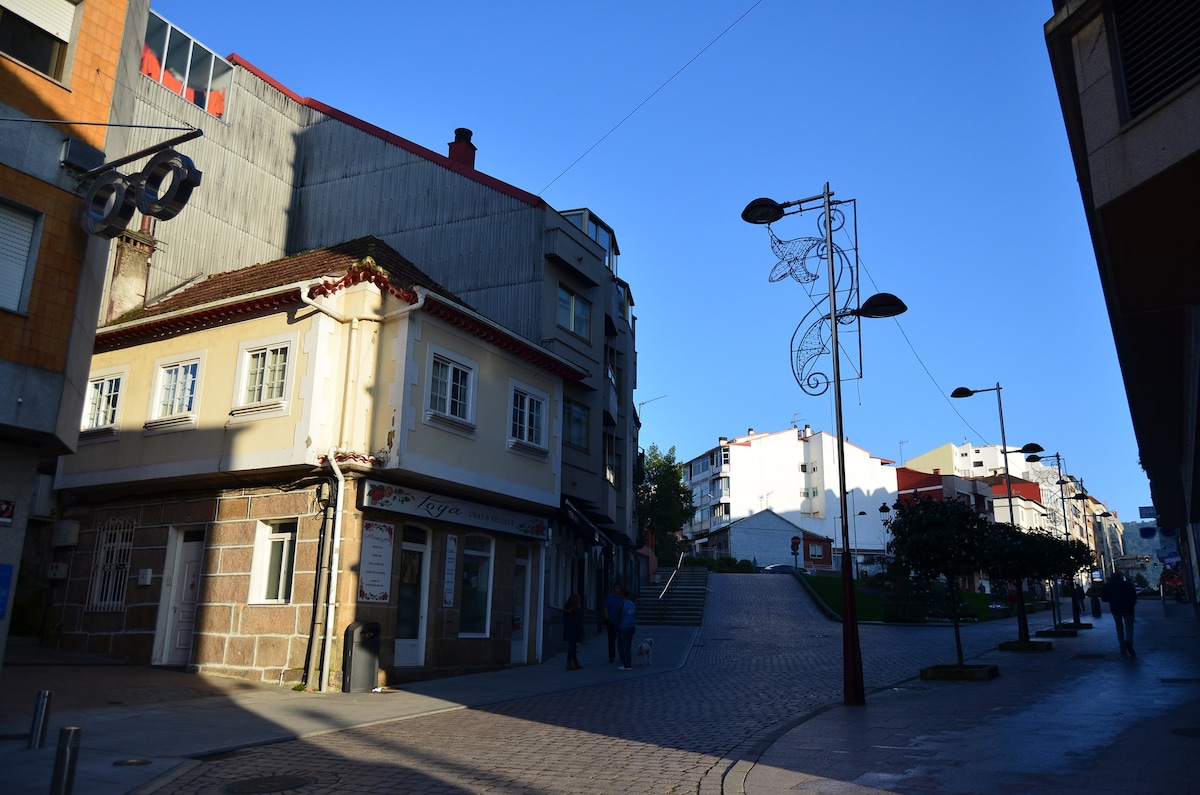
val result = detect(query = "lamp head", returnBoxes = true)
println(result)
[857,292,907,319]
[740,197,786,225]
[1026,454,1042,462]
[950,387,975,399]
[1020,443,1044,454]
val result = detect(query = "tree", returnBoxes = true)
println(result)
[636,444,693,566]
[885,496,994,666]
[984,526,1094,640]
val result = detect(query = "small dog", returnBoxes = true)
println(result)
[635,638,654,667]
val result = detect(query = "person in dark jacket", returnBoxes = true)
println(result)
[562,593,585,670]
[1100,572,1138,656]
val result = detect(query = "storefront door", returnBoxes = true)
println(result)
[394,526,429,667]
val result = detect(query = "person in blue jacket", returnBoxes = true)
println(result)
[617,591,637,670]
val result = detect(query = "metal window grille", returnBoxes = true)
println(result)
[1114,0,1200,120]
[87,520,135,610]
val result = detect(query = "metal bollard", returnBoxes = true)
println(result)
[28,690,53,750]
[49,726,81,795]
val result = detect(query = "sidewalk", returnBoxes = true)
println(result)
[0,626,698,795]
[734,599,1200,795]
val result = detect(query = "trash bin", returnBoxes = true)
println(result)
[343,621,380,693]
[1090,595,1102,619]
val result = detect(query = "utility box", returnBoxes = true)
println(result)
[342,621,380,693]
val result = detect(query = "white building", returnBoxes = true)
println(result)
[683,426,898,570]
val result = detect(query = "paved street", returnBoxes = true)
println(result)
[154,574,1025,794]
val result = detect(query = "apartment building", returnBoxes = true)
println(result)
[1045,0,1200,601]
[54,239,581,686]
[683,426,898,571]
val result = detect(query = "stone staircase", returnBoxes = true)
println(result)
[637,567,709,626]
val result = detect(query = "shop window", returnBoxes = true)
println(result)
[460,535,493,636]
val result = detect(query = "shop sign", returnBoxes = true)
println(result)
[363,480,548,539]
[358,521,394,602]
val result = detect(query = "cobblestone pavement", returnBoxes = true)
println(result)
[158,575,1029,794]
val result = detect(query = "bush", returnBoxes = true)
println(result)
[679,555,755,573]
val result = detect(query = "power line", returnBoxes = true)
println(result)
[538,0,765,195]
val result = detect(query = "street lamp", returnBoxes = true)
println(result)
[949,384,1043,524]
[742,184,906,706]
[1026,450,1073,627]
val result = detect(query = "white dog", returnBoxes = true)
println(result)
[635,638,654,667]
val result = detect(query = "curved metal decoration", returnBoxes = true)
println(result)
[769,207,859,395]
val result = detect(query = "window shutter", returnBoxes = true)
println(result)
[3,0,77,41]
[0,204,36,312]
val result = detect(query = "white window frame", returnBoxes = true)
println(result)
[424,345,476,434]
[557,284,591,341]
[0,199,42,315]
[249,519,297,605]
[459,534,494,638]
[230,333,295,420]
[808,543,825,559]
[508,379,548,456]
[145,351,204,433]
[81,365,128,440]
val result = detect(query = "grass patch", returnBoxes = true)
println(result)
[801,574,1006,623]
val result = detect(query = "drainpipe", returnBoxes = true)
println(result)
[536,527,548,663]
[321,449,345,692]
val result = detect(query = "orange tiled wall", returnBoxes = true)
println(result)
[0,0,130,149]
[0,167,88,372]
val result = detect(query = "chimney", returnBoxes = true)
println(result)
[718,437,727,444]
[448,127,476,169]
[748,427,754,435]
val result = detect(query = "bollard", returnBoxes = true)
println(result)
[28,690,53,750]
[49,726,81,795]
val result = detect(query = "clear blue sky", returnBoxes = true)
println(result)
[149,0,1151,522]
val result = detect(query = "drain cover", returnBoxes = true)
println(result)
[113,759,151,766]
[224,775,315,794]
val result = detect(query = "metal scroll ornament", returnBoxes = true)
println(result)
[766,208,859,397]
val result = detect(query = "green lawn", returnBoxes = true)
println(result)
[799,573,1004,622]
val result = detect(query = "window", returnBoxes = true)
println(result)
[427,352,474,430]
[0,201,40,314]
[808,543,825,559]
[140,11,232,118]
[159,360,198,416]
[245,346,287,403]
[800,463,808,472]
[83,373,122,432]
[0,1,75,80]
[87,520,135,611]
[563,399,589,450]
[510,384,546,451]
[250,520,296,604]
[604,432,621,487]
[557,285,591,340]
[146,354,202,432]
[232,335,293,418]
[973,460,984,468]
[460,535,493,636]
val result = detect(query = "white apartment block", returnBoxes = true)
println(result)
[683,426,898,570]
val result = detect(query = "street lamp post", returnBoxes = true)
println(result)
[1026,451,1073,627]
[742,184,906,706]
[951,383,1043,640]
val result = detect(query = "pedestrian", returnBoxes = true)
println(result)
[562,593,584,670]
[1071,582,1086,623]
[1100,571,1138,656]
[617,590,637,671]
[603,583,624,664]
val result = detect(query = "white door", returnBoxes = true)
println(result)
[393,526,429,667]
[510,553,530,664]
[165,536,203,666]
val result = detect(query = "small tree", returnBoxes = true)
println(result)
[983,526,1095,640]
[636,444,693,566]
[885,496,994,667]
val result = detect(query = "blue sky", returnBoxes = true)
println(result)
[149,1,1151,521]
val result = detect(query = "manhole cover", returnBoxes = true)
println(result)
[224,775,315,794]
[1170,727,1200,737]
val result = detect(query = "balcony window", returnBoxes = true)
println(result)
[141,11,232,118]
